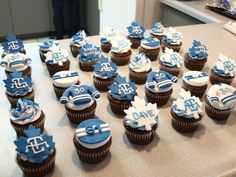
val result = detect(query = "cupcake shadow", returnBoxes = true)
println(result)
[106,105,125,119]
[57,113,77,129]
[174,124,206,139]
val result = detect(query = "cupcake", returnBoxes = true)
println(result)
[70,30,88,57]
[127,21,145,49]
[110,37,132,66]
[162,27,183,52]
[150,22,166,41]
[100,26,118,53]
[205,83,236,121]
[73,118,112,163]
[129,53,152,84]
[124,96,159,145]
[184,40,208,71]
[182,71,209,98]
[78,43,101,71]
[3,71,34,107]
[138,37,160,61]
[107,75,137,116]
[52,70,80,99]
[60,85,100,124]
[10,99,45,136]
[159,48,183,76]
[93,55,117,91]
[210,53,235,85]
[38,40,59,62]
[1,52,32,77]
[145,70,177,106]
[1,34,26,58]
[45,47,70,76]
[14,125,56,177]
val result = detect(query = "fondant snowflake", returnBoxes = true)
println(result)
[127,21,145,37]
[2,34,24,53]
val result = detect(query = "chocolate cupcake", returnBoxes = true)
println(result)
[161,27,183,52]
[60,85,100,124]
[107,75,137,116]
[100,26,118,53]
[124,96,159,145]
[73,118,112,163]
[159,48,183,76]
[138,37,160,61]
[38,40,59,62]
[70,30,88,57]
[78,43,101,71]
[3,71,34,107]
[171,89,203,132]
[109,37,132,66]
[127,21,145,49]
[210,53,235,85]
[205,83,236,121]
[182,71,209,98]
[45,47,70,76]
[184,40,208,71]
[129,53,152,84]
[14,125,56,177]
[93,55,117,91]
[145,70,177,106]
[150,22,166,41]
[52,70,80,100]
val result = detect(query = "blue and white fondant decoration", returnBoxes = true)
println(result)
[76,118,111,149]
[129,53,151,73]
[79,43,101,61]
[60,85,100,111]
[38,40,59,51]
[151,22,165,35]
[163,27,183,45]
[14,125,55,163]
[172,88,203,119]
[183,71,209,87]
[206,83,236,110]
[11,99,42,125]
[53,70,79,88]
[141,37,160,50]
[212,53,236,77]
[127,21,145,38]
[3,71,33,96]
[124,96,159,131]
[109,75,137,101]
[45,47,69,66]
[100,26,118,43]
[160,48,183,68]
[71,30,88,47]
[110,37,132,53]
[188,40,208,60]
[146,70,178,93]
[2,34,24,54]
[93,55,117,79]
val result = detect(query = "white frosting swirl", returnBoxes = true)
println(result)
[110,37,131,53]
[129,53,151,72]
[66,99,94,111]
[100,26,119,42]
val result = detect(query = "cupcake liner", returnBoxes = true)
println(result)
[184,53,207,71]
[79,60,97,71]
[65,101,97,124]
[110,51,132,66]
[101,42,111,53]
[73,135,112,163]
[210,69,234,85]
[39,49,47,62]
[5,66,32,77]
[70,44,81,57]
[145,88,172,106]
[46,60,70,77]
[138,46,160,61]
[171,109,202,132]
[182,80,207,98]
[93,75,116,91]
[53,81,80,100]
[159,62,180,76]
[129,68,151,84]
[10,111,45,136]
[128,37,143,49]
[16,149,56,177]
[6,91,34,108]
[161,39,181,52]
[150,33,163,42]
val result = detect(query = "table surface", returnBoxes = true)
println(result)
[0,23,236,177]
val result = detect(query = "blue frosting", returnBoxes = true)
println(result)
[79,43,101,61]
[188,40,208,60]
[93,55,117,78]
[163,32,182,45]
[14,125,55,163]
[151,22,164,34]
[109,75,137,101]
[76,118,110,144]
[212,58,236,77]
[127,21,145,38]
[100,37,110,43]
[3,71,33,95]
[39,40,58,50]
[141,37,160,48]
[71,30,86,44]
[2,34,24,54]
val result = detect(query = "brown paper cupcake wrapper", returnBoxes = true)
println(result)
[184,53,207,71]
[39,49,47,62]
[6,91,34,108]
[125,130,156,145]
[46,60,70,77]
[182,80,207,98]
[53,86,66,100]
[128,37,142,49]
[150,33,163,42]
[70,44,80,57]
[159,63,180,76]
[129,68,150,84]
[161,39,181,52]
[101,42,111,53]
[138,46,160,61]
[93,77,115,91]
[5,66,32,77]
[79,59,97,71]
[210,70,233,85]
[145,88,172,106]
[110,53,131,66]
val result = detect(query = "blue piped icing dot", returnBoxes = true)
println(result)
[76,119,110,144]
[2,34,24,54]
[127,21,145,38]
[141,38,160,48]
[79,43,101,61]
[188,40,208,60]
